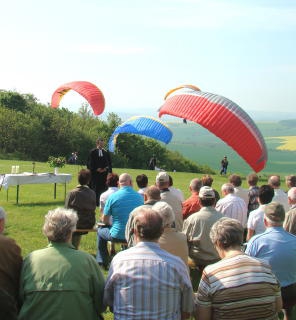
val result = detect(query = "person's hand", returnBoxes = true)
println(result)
[97,168,106,173]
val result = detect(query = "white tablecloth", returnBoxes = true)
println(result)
[1,173,72,189]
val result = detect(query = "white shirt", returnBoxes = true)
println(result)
[247,204,266,235]
[169,187,185,202]
[234,187,249,207]
[215,193,248,228]
[273,188,289,212]
[99,187,118,211]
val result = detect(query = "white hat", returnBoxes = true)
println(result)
[156,172,169,183]
[199,186,215,198]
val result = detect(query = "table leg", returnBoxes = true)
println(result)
[64,183,67,199]
[16,185,19,204]
[54,183,57,199]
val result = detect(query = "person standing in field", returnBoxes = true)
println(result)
[220,156,228,175]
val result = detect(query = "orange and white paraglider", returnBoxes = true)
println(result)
[158,85,267,172]
[51,81,105,116]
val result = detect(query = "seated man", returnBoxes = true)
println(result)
[284,187,296,235]
[247,173,260,213]
[196,217,282,320]
[246,202,296,319]
[246,184,274,241]
[99,173,119,213]
[0,207,22,320]
[153,201,189,266]
[136,174,148,198]
[65,169,97,249]
[229,174,249,206]
[96,173,143,269]
[182,178,202,220]
[104,207,194,319]
[18,208,105,320]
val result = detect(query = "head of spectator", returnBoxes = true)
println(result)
[247,173,259,187]
[288,187,296,206]
[152,202,175,228]
[136,174,148,189]
[264,202,285,227]
[268,175,281,189]
[210,217,244,257]
[189,178,202,194]
[199,186,216,207]
[43,208,78,243]
[168,175,174,187]
[286,175,296,189]
[258,185,275,205]
[144,185,161,203]
[229,174,242,187]
[221,183,234,196]
[118,173,132,187]
[0,207,6,234]
[106,173,119,187]
[201,174,214,187]
[133,207,164,243]
[78,169,92,186]
[155,171,170,190]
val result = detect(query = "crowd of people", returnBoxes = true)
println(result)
[1,139,296,319]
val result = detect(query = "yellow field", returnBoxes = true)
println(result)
[268,136,296,151]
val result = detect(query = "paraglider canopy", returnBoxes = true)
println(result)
[158,85,267,172]
[51,81,105,116]
[108,115,173,152]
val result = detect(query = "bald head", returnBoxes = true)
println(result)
[133,207,163,242]
[268,175,281,189]
[119,173,132,187]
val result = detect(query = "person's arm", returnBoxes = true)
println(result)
[275,295,282,312]
[102,214,110,225]
[246,228,254,241]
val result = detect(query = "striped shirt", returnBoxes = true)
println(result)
[196,253,281,320]
[104,242,194,320]
[215,194,248,228]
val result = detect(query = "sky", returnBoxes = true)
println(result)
[0,0,295,120]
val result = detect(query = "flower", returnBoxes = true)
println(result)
[47,156,66,168]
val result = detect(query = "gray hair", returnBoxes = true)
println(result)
[210,217,244,249]
[221,183,234,194]
[190,178,202,192]
[152,201,175,227]
[0,207,6,220]
[43,207,78,242]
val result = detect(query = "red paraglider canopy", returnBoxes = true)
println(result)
[51,81,105,116]
[158,85,267,172]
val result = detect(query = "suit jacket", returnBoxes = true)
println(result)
[87,148,112,174]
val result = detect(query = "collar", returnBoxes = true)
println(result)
[47,241,75,249]
[160,188,170,193]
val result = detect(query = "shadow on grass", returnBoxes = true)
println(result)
[16,201,65,207]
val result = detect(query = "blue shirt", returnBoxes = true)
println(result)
[104,186,143,239]
[245,226,296,287]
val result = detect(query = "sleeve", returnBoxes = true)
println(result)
[180,263,195,313]
[195,270,212,308]
[247,212,255,230]
[245,238,257,256]
[103,196,112,216]
[103,264,116,308]
[88,256,106,315]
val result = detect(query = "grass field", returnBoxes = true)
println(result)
[0,159,293,319]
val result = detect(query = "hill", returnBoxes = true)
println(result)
[165,120,296,176]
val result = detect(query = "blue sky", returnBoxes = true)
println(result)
[1,0,295,119]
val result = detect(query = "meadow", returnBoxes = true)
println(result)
[0,159,291,319]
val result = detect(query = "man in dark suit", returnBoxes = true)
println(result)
[87,137,112,205]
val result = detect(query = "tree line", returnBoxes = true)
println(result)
[0,90,214,174]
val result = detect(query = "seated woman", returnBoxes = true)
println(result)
[18,208,105,320]
[196,217,282,320]
[65,169,97,248]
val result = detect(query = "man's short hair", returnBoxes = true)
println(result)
[78,169,91,185]
[229,174,242,187]
[136,174,148,189]
[286,175,296,188]
[202,174,213,187]
[221,183,234,194]
[0,207,6,220]
[190,178,202,192]
[258,185,274,205]
[145,186,161,201]
[106,173,119,187]
[247,173,259,186]
[134,208,163,241]
[264,202,285,223]
[288,187,296,201]
[268,175,281,188]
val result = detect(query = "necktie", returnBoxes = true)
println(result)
[98,149,103,157]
